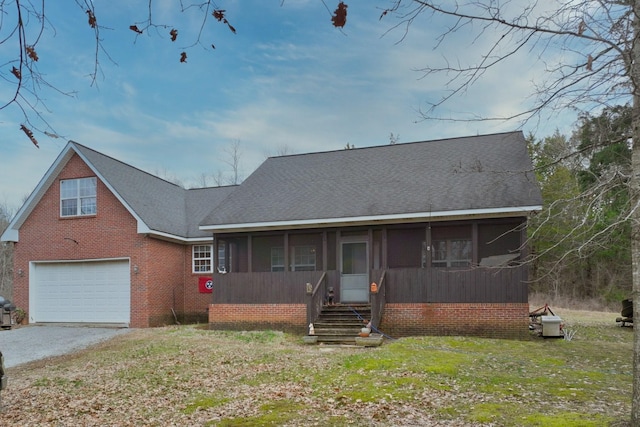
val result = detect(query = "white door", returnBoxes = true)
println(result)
[30,260,131,324]
[340,241,369,303]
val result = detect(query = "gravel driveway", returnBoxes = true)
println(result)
[0,325,132,368]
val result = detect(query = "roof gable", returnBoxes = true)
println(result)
[1,141,235,243]
[200,131,542,232]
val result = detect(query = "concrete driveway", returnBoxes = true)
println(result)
[0,325,132,368]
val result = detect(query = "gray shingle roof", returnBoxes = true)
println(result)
[200,131,542,230]
[71,143,236,239]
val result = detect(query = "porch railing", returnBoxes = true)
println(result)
[306,271,327,327]
[382,266,528,303]
[212,271,323,304]
[370,269,386,329]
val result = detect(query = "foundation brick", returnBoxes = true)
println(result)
[381,302,530,339]
[208,303,307,333]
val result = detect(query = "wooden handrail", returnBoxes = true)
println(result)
[306,271,327,327]
[312,271,327,297]
[371,269,386,329]
[378,270,386,291]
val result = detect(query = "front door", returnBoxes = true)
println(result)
[340,241,369,303]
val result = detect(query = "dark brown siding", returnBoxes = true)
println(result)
[477,221,522,261]
[374,266,528,304]
[387,227,424,268]
[326,232,337,270]
[212,271,339,304]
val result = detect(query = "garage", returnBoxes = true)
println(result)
[30,260,131,325]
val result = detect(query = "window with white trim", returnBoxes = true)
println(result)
[193,245,213,273]
[60,177,97,217]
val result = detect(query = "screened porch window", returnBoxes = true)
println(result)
[214,240,230,273]
[270,246,317,271]
[432,239,472,267]
[271,247,285,272]
[292,245,316,271]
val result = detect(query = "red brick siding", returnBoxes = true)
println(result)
[182,246,215,323]
[143,239,187,327]
[208,303,307,333]
[381,303,530,339]
[12,153,192,328]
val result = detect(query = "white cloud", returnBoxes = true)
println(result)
[0,1,592,210]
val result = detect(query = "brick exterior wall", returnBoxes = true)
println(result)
[208,303,307,333]
[12,153,213,328]
[380,303,530,339]
[207,302,529,338]
[182,248,216,324]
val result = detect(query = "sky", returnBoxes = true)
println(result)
[0,0,580,212]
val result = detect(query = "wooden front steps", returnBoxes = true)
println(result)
[312,304,371,345]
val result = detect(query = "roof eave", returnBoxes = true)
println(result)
[144,228,213,244]
[0,228,18,242]
[199,205,542,234]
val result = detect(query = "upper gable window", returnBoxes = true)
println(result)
[60,177,97,217]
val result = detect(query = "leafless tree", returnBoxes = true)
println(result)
[223,139,242,185]
[0,202,15,299]
[153,167,184,187]
[194,172,212,188]
[380,0,640,422]
[275,144,294,157]
[210,170,227,187]
[1,1,239,145]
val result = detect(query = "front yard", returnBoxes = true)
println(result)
[0,308,632,426]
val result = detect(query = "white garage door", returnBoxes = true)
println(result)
[31,260,131,324]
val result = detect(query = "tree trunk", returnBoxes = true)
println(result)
[631,7,640,425]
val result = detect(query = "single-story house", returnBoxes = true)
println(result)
[202,130,542,338]
[2,131,542,337]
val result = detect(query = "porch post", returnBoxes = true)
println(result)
[335,230,341,271]
[425,225,432,268]
[284,232,289,271]
[368,228,374,274]
[247,234,253,273]
[381,228,388,269]
[520,220,529,282]
[472,222,479,265]
[212,233,218,271]
[224,240,230,272]
[322,231,327,271]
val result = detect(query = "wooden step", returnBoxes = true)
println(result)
[310,304,371,345]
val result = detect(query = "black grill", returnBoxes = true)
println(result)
[0,296,16,329]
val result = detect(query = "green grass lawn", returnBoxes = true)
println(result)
[1,309,632,426]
